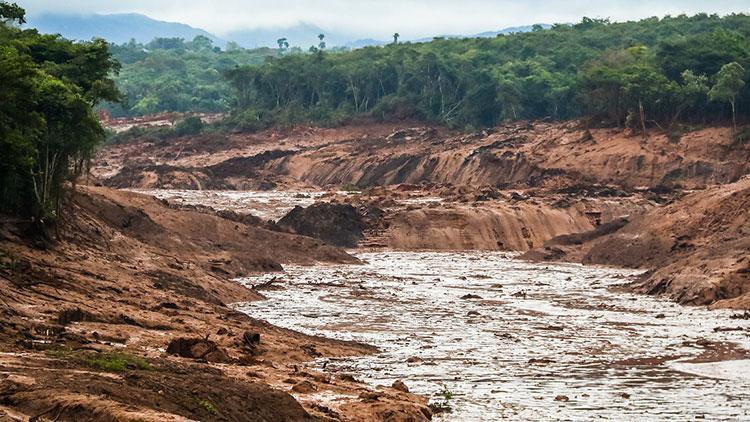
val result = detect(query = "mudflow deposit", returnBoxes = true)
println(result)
[2,118,750,421]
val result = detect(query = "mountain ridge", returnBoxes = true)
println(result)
[27,12,549,49]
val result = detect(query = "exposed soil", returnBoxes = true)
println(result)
[94,121,750,191]
[92,118,750,310]
[0,187,431,421]
[3,117,747,420]
[524,176,750,308]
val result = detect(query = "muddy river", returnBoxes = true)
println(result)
[236,252,750,421]
[134,189,749,420]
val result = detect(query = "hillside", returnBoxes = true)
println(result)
[26,13,224,46]
[0,186,430,421]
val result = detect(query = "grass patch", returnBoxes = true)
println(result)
[45,348,150,372]
[197,398,219,415]
[83,351,151,372]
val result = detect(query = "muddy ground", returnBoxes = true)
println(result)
[2,118,748,421]
[0,187,431,421]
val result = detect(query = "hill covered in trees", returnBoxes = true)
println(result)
[223,14,750,133]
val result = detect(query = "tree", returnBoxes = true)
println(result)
[709,62,746,134]
[393,33,400,44]
[277,37,289,52]
[0,1,23,24]
[0,1,121,225]
[318,33,326,50]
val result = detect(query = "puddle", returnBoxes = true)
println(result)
[236,251,750,420]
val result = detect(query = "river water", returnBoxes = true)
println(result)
[236,251,750,421]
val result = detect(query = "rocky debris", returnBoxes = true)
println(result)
[545,217,630,247]
[555,395,570,402]
[166,337,230,363]
[461,294,482,300]
[392,380,410,393]
[58,308,99,325]
[242,330,261,350]
[277,203,366,247]
[359,391,385,402]
[291,380,318,394]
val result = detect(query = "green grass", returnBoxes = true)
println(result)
[197,398,219,415]
[83,351,151,372]
[45,348,150,372]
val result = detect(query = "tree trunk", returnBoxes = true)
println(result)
[731,100,737,136]
[639,99,647,139]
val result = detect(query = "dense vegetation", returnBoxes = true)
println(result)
[104,37,279,116]
[223,14,750,132]
[0,2,119,223]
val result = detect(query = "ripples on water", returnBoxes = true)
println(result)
[236,252,750,421]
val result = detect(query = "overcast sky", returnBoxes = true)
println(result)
[18,0,750,38]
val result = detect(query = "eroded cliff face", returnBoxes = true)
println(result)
[524,177,750,309]
[95,121,750,192]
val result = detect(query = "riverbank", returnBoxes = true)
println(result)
[0,187,431,421]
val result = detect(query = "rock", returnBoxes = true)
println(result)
[58,308,98,325]
[554,395,569,402]
[291,381,317,394]
[406,356,423,363]
[338,374,359,383]
[276,203,367,247]
[216,327,228,335]
[359,391,384,402]
[461,294,482,300]
[655,313,666,319]
[166,337,230,363]
[467,311,481,316]
[619,392,631,399]
[242,331,261,348]
[392,380,410,393]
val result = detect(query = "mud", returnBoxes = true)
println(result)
[94,121,750,192]
[237,251,750,420]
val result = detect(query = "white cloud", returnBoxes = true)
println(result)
[17,0,750,38]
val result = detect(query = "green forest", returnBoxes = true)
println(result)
[104,14,750,134]
[0,2,119,221]
[221,15,750,131]
[105,37,279,116]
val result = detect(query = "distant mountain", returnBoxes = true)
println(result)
[26,13,225,46]
[24,13,553,50]
[226,22,355,49]
[474,24,553,37]
[412,23,553,43]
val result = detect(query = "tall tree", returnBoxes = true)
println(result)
[709,62,746,134]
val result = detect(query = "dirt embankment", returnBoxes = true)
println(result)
[318,185,655,252]
[0,187,432,421]
[525,176,750,309]
[94,121,749,191]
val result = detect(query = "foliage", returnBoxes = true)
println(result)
[196,398,219,415]
[221,13,750,130]
[102,37,279,117]
[709,62,746,132]
[45,348,151,372]
[0,2,120,223]
[82,351,151,372]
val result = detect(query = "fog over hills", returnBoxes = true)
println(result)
[26,13,224,46]
[26,12,546,49]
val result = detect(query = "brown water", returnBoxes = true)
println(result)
[236,251,750,421]
[128,189,326,220]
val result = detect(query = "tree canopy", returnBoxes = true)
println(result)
[0,2,120,223]
[221,13,750,131]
